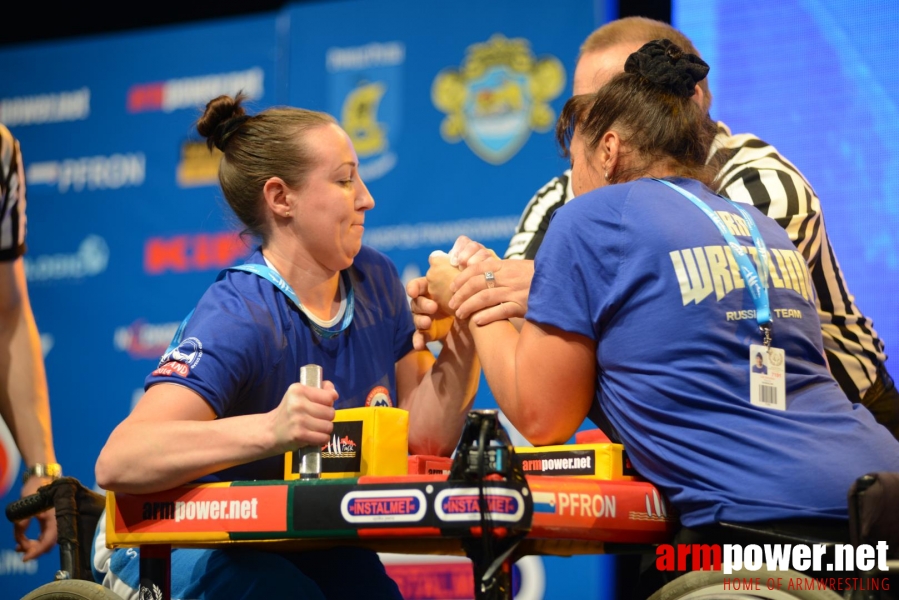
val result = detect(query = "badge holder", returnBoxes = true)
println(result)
[750,325,786,411]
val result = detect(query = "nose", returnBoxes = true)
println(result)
[357,178,375,211]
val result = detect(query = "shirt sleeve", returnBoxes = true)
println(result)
[715,144,822,267]
[0,125,27,261]
[145,278,270,417]
[526,189,624,341]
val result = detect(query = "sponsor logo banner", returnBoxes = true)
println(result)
[363,216,518,252]
[517,449,595,476]
[144,232,251,275]
[380,554,546,600]
[328,42,404,182]
[114,320,180,360]
[0,549,38,576]
[23,235,109,283]
[127,68,264,114]
[176,140,223,188]
[655,542,892,594]
[340,489,427,524]
[0,87,90,126]
[26,153,145,194]
[527,477,675,543]
[434,487,525,523]
[113,485,288,534]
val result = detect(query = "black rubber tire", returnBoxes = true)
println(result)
[646,568,844,599]
[20,580,124,600]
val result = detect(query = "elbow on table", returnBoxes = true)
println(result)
[94,449,120,492]
[409,434,457,458]
[520,427,570,448]
[513,412,573,448]
[94,442,138,492]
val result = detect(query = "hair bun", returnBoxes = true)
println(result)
[213,115,250,151]
[624,39,709,98]
[196,93,250,151]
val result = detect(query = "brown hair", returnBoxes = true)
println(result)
[556,42,719,185]
[196,93,336,241]
[580,17,710,106]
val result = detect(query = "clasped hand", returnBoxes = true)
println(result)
[406,235,534,350]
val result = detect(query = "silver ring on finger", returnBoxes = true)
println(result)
[484,271,496,289]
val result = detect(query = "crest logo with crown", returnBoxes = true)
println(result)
[432,34,565,165]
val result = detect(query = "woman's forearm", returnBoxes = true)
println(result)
[468,318,595,446]
[95,412,275,494]
[405,319,481,456]
[466,316,523,422]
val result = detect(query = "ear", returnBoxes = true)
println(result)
[262,177,292,219]
[598,130,621,181]
[692,84,709,112]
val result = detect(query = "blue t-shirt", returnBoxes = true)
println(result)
[146,245,415,483]
[528,177,899,527]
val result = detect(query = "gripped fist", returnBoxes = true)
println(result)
[447,235,498,269]
[272,381,337,453]
[426,251,460,315]
[407,275,455,350]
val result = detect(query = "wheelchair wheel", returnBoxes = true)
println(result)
[646,568,843,599]
[20,580,124,600]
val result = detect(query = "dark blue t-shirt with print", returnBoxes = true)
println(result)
[146,245,415,483]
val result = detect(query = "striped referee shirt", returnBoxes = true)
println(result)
[0,123,26,261]
[505,121,887,403]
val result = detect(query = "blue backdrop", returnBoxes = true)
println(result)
[3,0,896,598]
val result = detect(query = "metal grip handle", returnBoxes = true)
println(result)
[300,364,322,388]
[298,364,323,479]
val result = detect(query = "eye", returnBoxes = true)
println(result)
[340,178,355,187]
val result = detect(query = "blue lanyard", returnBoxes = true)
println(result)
[227,264,355,339]
[164,263,355,357]
[655,179,772,343]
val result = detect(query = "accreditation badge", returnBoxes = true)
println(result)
[749,344,786,410]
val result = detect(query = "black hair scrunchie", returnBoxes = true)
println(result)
[213,115,250,151]
[623,39,710,98]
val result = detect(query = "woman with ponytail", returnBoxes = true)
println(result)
[428,38,899,544]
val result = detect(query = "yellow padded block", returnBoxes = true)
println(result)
[284,406,409,480]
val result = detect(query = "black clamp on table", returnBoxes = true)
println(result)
[449,409,533,600]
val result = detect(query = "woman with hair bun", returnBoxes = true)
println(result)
[426,38,899,561]
[91,94,480,599]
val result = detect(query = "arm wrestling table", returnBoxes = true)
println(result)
[106,411,676,600]
[107,474,674,600]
